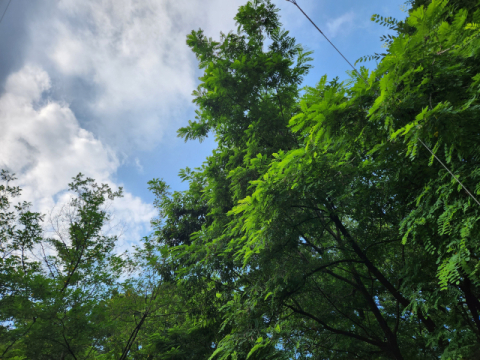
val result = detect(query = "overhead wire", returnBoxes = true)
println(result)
[0,0,12,26]
[286,0,480,207]
[286,0,368,84]
[419,139,480,207]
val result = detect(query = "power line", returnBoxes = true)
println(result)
[0,0,12,26]
[285,0,368,85]
[418,139,480,207]
[286,0,480,207]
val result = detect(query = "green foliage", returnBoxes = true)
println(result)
[3,0,480,359]
[153,0,480,358]
[0,172,126,359]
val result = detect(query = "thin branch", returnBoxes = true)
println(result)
[284,303,383,347]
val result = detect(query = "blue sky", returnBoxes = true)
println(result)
[0,0,407,250]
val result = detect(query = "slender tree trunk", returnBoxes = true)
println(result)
[327,208,437,334]
[351,269,404,360]
[462,277,480,336]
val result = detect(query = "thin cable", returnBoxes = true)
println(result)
[418,139,480,206]
[287,0,480,207]
[0,0,12,26]
[286,0,368,85]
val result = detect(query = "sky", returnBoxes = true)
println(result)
[0,0,408,251]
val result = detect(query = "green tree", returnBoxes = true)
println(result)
[152,0,480,359]
[0,172,126,359]
[150,0,312,358]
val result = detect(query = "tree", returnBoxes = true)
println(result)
[151,0,313,358]
[152,0,480,358]
[0,172,126,359]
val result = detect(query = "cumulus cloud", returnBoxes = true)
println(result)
[24,0,246,152]
[0,0,255,251]
[0,65,154,250]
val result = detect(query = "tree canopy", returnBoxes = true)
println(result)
[1,0,480,358]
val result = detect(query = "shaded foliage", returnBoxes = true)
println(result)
[1,0,480,359]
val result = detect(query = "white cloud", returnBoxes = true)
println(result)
[134,157,143,173]
[26,0,246,152]
[1,0,253,251]
[326,11,355,38]
[0,65,155,250]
